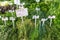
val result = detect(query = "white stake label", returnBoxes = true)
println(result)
[41,18,48,26]
[48,15,56,27]
[9,10,14,13]
[32,15,39,28]
[2,17,8,27]
[9,10,14,16]
[10,17,15,21]
[36,0,40,3]
[2,17,8,21]
[14,0,20,5]
[10,17,15,28]
[32,15,39,19]
[16,8,28,17]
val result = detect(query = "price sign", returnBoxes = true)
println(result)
[16,8,28,17]
[14,0,20,5]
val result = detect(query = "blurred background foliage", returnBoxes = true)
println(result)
[0,0,60,40]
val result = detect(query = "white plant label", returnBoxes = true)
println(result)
[9,10,14,16]
[9,10,14,13]
[36,0,40,3]
[48,15,56,27]
[14,0,20,5]
[16,8,28,17]
[2,17,8,27]
[10,17,15,28]
[10,17,15,21]
[32,15,39,19]
[2,17,8,21]
[32,15,39,28]
[41,18,48,26]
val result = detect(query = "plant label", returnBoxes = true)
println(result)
[2,17,8,21]
[14,0,20,5]
[10,17,15,21]
[16,8,28,17]
[32,15,39,19]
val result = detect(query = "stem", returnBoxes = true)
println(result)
[50,19,52,27]
[11,13,13,16]
[12,20,15,28]
[42,21,45,27]
[21,16,24,24]
[4,21,6,27]
[35,18,36,28]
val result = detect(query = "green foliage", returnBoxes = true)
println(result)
[0,0,60,40]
